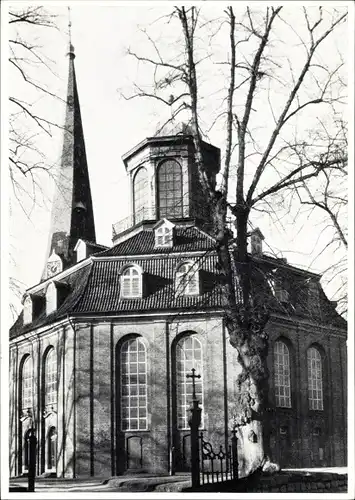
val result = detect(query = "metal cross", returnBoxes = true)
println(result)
[186,368,201,401]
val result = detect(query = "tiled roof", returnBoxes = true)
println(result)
[82,240,108,251]
[9,225,346,339]
[98,226,215,256]
[10,263,92,339]
[75,253,222,314]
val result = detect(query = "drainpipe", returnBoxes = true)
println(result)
[166,318,174,475]
[66,315,76,478]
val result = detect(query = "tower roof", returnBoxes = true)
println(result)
[44,43,96,276]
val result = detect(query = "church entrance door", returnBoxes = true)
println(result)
[311,427,325,466]
[173,430,191,472]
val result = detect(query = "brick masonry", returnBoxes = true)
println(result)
[9,309,347,478]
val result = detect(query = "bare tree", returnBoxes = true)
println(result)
[294,117,347,315]
[9,6,62,215]
[8,6,64,320]
[123,5,347,475]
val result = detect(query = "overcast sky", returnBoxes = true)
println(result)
[4,1,352,320]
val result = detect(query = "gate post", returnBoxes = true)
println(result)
[28,428,37,492]
[231,426,238,480]
[187,368,202,489]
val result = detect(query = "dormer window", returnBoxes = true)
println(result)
[46,282,57,315]
[275,284,289,304]
[23,295,33,325]
[75,239,87,262]
[157,226,172,246]
[308,279,320,313]
[121,266,143,298]
[176,261,199,296]
[269,274,289,304]
[154,219,175,248]
[250,228,264,256]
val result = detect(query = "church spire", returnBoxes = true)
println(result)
[44,11,96,279]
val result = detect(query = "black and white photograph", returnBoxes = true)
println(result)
[1,1,353,497]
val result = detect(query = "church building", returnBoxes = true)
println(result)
[9,44,347,479]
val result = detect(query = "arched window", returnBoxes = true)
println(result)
[21,355,33,411]
[156,226,173,247]
[133,167,148,223]
[121,266,142,298]
[176,262,199,296]
[158,160,183,218]
[176,335,203,429]
[44,349,57,407]
[274,340,291,408]
[307,347,323,410]
[120,337,147,431]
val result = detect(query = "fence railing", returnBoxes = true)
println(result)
[112,204,234,238]
[199,432,237,484]
[187,368,238,489]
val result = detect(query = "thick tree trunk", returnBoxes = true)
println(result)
[214,208,271,476]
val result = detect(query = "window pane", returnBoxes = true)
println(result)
[158,160,183,218]
[120,338,147,430]
[122,268,141,298]
[176,262,199,296]
[307,347,323,410]
[45,349,57,406]
[133,167,148,223]
[176,336,203,430]
[274,341,291,408]
[22,356,33,410]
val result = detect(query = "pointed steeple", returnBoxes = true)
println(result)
[44,18,96,279]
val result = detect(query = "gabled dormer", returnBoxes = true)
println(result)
[74,239,108,263]
[308,278,321,314]
[154,219,175,248]
[22,292,46,325]
[45,281,70,315]
[23,295,33,325]
[250,228,264,256]
[268,270,289,305]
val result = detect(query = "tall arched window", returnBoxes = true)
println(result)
[133,167,148,223]
[21,355,33,411]
[176,262,199,296]
[121,266,142,298]
[44,348,57,407]
[120,337,147,431]
[274,340,291,408]
[176,335,203,429]
[158,160,183,218]
[307,347,324,410]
